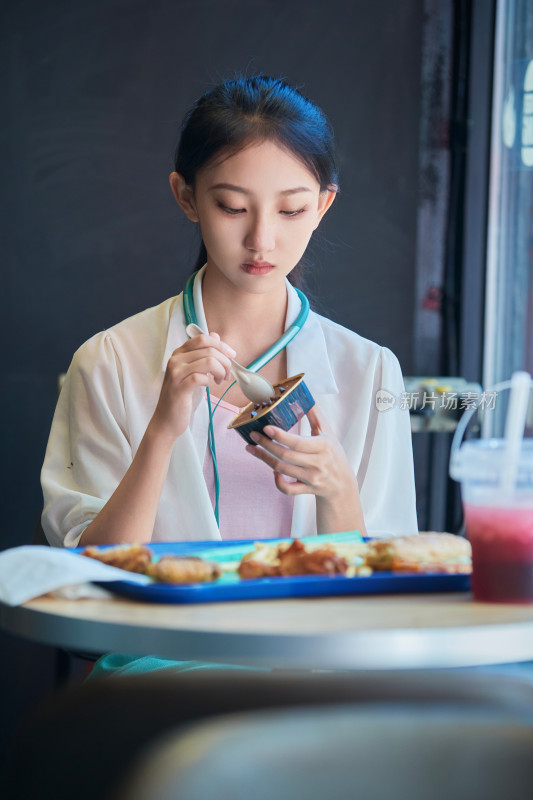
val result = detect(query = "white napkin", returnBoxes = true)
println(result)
[0,546,151,606]
[47,583,115,600]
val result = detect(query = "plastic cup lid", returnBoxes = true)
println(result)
[450,438,533,483]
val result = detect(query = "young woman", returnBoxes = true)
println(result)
[41,75,417,551]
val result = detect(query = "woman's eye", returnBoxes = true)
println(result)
[217,203,305,217]
[218,203,245,215]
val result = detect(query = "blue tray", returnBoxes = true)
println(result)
[84,538,472,605]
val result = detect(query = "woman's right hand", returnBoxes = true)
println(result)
[149,331,236,442]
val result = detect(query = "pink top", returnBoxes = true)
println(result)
[203,395,295,540]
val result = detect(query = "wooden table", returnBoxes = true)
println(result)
[2,591,533,670]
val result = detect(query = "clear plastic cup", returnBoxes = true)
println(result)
[450,381,533,603]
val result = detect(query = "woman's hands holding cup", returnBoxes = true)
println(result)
[245,405,367,535]
[150,332,236,443]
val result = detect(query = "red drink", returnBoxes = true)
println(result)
[464,503,533,602]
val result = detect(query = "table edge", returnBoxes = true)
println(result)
[2,600,533,670]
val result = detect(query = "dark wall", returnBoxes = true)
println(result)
[1,0,423,551]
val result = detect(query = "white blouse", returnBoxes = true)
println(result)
[41,269,418,547]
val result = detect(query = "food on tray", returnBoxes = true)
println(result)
[238,538,367,578]
[81,544,153,574]
[80,533,471,589]
[237,533,471,578]
[228,373,315,445]
[146,555,222,584]
[81,544,220,584]
[278,540,348,576]
[238,554,281,579]
[238,539,349,578]
[365,532,472,574]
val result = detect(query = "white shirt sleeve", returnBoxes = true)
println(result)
[357,347,418,536]
[41,332,132,547]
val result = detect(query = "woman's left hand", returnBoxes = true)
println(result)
[245,405,366,534]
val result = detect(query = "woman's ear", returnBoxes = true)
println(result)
[169,172,199,222]
[314,185,338,230]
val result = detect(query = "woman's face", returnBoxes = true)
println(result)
[171,139,335,294]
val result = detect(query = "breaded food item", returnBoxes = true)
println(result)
[238,559,281,579]
[365,533,471,574]
[237,541,282,578]
[278,539,348,576]
[82,545,222,584]
[238,539,349,578]
[147,555,222,584]
[81,544,153,574]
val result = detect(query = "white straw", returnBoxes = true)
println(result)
[501,371,532,494]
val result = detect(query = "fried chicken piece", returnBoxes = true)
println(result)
[237,539,350,579]
[237,559,281,579]
[147,555,221,584]
[81,544,153,574]
[301,546,349,575]
[278,539,348,576]
[237,542,281,579]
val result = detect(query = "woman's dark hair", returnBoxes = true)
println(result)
[174,74,338,289]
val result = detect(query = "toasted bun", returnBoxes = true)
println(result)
[366,533,471,573]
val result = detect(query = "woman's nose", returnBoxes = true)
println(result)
[244,215,275,253]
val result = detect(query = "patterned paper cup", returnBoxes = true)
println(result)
[228,373,315,445]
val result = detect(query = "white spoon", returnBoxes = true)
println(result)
[185,323,275,404]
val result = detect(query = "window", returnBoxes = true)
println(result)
[484,0,533,387]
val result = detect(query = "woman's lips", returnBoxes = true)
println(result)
[241,262,275,275]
